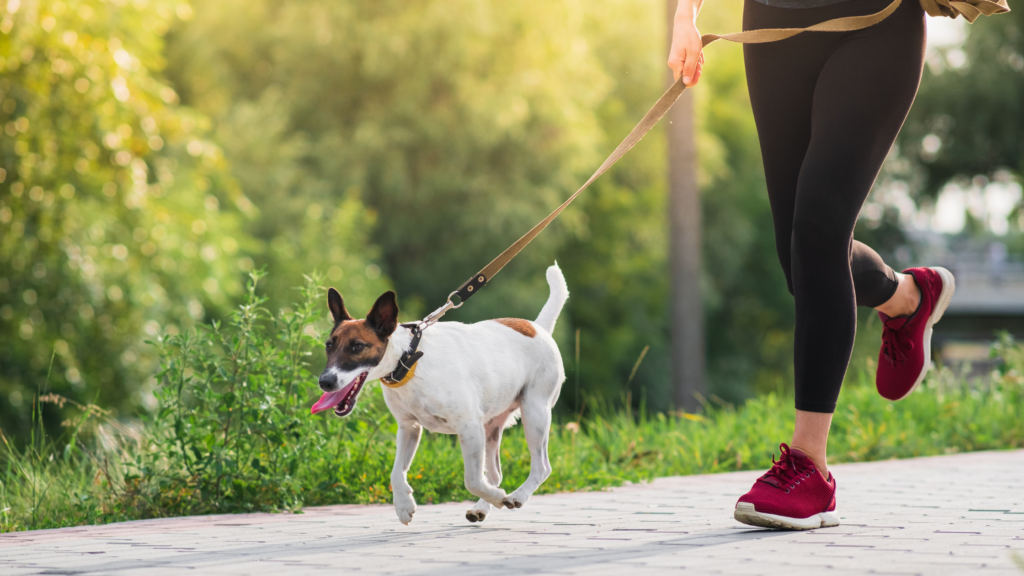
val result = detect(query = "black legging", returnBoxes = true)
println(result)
[743,0,926,413]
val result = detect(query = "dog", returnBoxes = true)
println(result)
[313,263,568,524]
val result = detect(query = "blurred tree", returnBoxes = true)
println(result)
[691,23,798,403]
[555,0,675,409]
[205,89,390,314]
[560,1,794,408]
[898,10,1023,196]
[665,0,707,413]
[164,0,600,317]
[0,0,249,440]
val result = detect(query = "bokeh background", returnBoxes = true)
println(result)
[1,0,1022,441]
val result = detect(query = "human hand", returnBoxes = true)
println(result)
[667,3,704,86]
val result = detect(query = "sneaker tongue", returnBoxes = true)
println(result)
[787,447,815,470]
[788,447,812,461]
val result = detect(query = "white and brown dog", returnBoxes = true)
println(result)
[313,263,568,524]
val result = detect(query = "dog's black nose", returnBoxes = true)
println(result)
[318,375,334,392]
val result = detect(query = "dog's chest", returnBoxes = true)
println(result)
[381,388,459,434]
[418,414,458,434]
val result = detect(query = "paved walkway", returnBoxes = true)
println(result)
[2,450,1022,575]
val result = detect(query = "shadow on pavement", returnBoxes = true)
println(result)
[406,527,794,576]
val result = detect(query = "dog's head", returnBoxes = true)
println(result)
[312,288,398,417]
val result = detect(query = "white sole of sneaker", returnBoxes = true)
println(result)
[734,502,840,530]
[891,266,956,401]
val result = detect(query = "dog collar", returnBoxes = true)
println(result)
[380,323,423,389]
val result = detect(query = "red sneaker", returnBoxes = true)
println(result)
[875,266,956,401]
[734,444,839,530]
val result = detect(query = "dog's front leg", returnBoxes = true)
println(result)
[391,422,422,525]
[458,424,507,508]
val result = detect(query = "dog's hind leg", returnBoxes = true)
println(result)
[458,423,507,508]
[466,423,505,522]
[502,390,554,510]
[391,422,423,525]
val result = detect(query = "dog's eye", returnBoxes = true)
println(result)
[325,341,333,353]
[350,342,365,353]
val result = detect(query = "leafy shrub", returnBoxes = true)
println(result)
[0,0,250,441]
[127,270,321,515]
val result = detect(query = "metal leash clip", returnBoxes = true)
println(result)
[420,291,463,329]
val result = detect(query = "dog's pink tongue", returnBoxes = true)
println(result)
[311,389,347,415]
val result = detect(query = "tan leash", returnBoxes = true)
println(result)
[382,0,1008,387]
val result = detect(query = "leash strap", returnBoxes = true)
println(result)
[449,0,907,308]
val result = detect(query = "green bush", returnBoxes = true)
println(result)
[0,0,250,441]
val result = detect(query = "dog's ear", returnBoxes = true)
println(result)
[327,287,352,324]
[366,291,398,338]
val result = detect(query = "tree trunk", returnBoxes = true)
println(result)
[665,0,706,413]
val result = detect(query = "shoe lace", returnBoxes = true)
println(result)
[880,322,914,368]
[757,443,813,492]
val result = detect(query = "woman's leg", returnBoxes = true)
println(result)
[744,0,923,471]
[735,0,925,529]
[875,271,920,318]
[743,0,824,300]
[790,0,926,416]
[791,409,833,477]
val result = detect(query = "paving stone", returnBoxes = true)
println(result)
[1,450,1022,575]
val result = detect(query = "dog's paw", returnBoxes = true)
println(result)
[466,499,491,523]
[502,491,530,510]
[465,509,488,523]
[395,498,417,525]
[501,497,524,510]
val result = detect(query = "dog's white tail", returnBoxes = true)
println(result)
[535,262,568,334]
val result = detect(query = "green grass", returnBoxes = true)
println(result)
[2,273,1023,533]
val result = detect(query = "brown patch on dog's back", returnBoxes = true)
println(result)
[493,318,537,338]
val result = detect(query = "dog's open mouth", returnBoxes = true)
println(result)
[311,371,368,417]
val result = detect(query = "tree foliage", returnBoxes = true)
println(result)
[0,0,390,442]
[555,2,795,405]
[899,10,1024,195]
[0,0,250,438]
[164,0,601,316]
